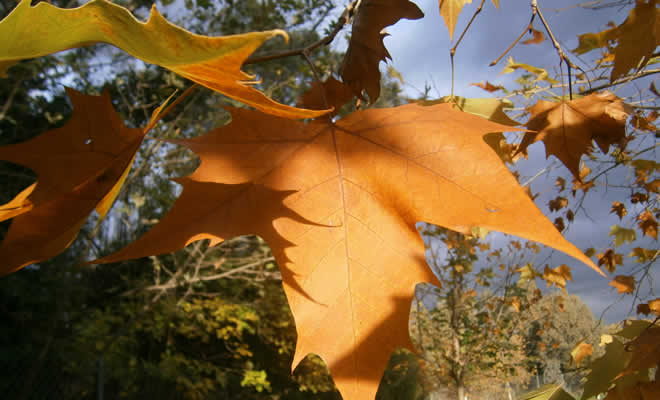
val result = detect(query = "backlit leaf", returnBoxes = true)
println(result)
[92,102,601,399]
[340,0,423,102]
[518,92,631,180]
[609,275,635,294]
[609,225,637,247]
[0,0,326,119]
[0,88,147,275]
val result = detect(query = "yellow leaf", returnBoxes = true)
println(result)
[0,0,326,119]
[500,56,559,84]
[543,265,572,289]
[571,341,593,366]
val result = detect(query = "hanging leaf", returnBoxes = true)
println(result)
[0,88,149,275]
[340,0,423,102]
[518,91,631,180]
[0,0,327,119]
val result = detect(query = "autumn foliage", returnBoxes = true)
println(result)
[0,0,658,399]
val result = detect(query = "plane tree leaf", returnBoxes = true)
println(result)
[610,225,637,247]
[518,92,632,180]
[0,88,147,275]
[573,0,660,82]
[340,0,423,102]
[92,102,601,399]
[0,0,327,119]
[609,275,635,294]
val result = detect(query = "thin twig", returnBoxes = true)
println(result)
[243,0,358,66]
[0,79,20,122]
[532,0,581,99]
[490,12,537,67]
[302,49,329,109]
[450,0,486,97]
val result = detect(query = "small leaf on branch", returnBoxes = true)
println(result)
[637,210,658,239]
[636,298,660,316]
[609,225,637,247]
[543,264,572,289]
[522,28,545,45]
[470,81,505,93]
[611,201,627,220]
[609,275,635,294]
[518,91,632,180]
[597,249,623,274]
[629,247,659,263]
[500,57,559,84]
[549,197,568,212]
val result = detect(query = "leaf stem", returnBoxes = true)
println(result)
[450,0,486,97]
[489,11,537,67]
[243,0,358,66]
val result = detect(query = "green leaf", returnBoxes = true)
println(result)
[609,225,637,247]
[419,96,519,126]
[573,27,617,55]
[500,57,560,84]
[614,319,652,340]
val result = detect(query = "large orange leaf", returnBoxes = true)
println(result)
[0,0,326,119]
[0,88,146,275]
[518,92,632,180]
[93,103,601,399]
[340,0,423,102]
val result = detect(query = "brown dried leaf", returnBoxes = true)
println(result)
[631,192,650,204]
[556,176,566,192]
[637,298,660,315]
[340,0,423,102]
[644,179,660,193]
[638,210,658,239]
[519,91,632,179]
[609,275,635,294]
[470,81,504,93]
[611,201,627,220]
[543,264,572,289]
[522,28,545,45]
[549,196,568,212]
[598,249,623,274]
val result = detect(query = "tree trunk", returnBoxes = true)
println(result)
[457,383,466,400]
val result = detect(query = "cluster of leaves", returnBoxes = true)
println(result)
[0,0,659,399]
